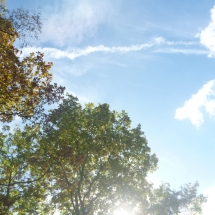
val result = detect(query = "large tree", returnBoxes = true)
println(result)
[0,8,65,123]
[37,95,158,214]
[0,95,206,214]
[34,95,205,215]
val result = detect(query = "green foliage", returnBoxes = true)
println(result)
[138,182,207,215]
[0,95,207,214]
[39,95,158,214]
[16,94,203,215]
[0,10,65,123]
[0,126,48,214]
[0,5,42,47]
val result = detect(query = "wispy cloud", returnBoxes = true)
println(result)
[198,6,215,57]
[21,37,198,61]
[155,48,207,55]
[175,80,215,127]
[41,0,113,46]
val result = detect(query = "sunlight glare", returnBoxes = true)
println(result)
[113,208,130,215]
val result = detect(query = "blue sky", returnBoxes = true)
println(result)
[8,0,215,214]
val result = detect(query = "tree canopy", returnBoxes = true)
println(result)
[0,125,48,214]
[0,8,65,123]
[138,182,206,215]
[40,95,206,215]
[39,95,158,214]
[0,4,42,47]
[0,95,206,214]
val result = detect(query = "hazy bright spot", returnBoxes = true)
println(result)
[113,208,130,215]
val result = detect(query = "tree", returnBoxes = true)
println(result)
[137,182,206,215]
[0,0,5,8]
[0,95,206,214]
[0,125,49,214]
[32,95,158,214]
[0,5,42,47]
[35,95,205,215]
[0,9,65,123]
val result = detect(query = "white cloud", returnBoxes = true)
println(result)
[175,80,215,127]
[203,186,215,215]
[199,6,215,57]
[21,37,197,61]
[41,0,113,46]
[20,37,160,60]
[155,48,207,55]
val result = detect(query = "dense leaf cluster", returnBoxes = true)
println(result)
[0,8,65,122]
[0,96,206,215]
